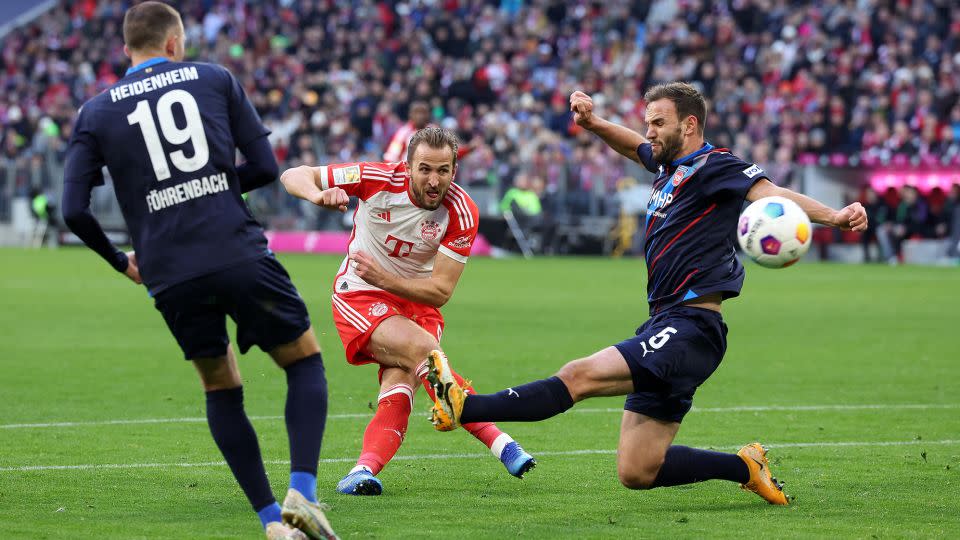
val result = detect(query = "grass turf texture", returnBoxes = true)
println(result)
[0,248,957,539]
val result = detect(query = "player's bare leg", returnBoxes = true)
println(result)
[193,346,289,533]
[269,327,338,538]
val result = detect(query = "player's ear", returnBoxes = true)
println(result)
[123,44,131,59]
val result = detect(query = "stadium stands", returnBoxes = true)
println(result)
[1,1,958,257]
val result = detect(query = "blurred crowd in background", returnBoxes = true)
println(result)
[1,0,959,255]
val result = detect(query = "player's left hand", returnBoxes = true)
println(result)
[833,202,868,232]
[123,250,142,285]
[351,251,391,288]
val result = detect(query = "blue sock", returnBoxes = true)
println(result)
[460,376,574,423]
[290,471,318,503]
[205,387,276,512]
[284,353,328,501]
[256,502,283,529]
[651,445,750,487]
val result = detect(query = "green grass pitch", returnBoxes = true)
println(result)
[0,248,957,538]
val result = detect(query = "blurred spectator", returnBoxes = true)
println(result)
[861,189,892,263]
[383,101,429,163]
[499,172,544,253]
[945,184,960,258]
[882,186,930,263]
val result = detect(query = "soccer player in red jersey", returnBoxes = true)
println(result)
[281,127,535,495]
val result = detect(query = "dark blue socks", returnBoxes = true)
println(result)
[651,445,750,487]
[460,376,574,423]
[283,353,328,503]
[205,387,276,512]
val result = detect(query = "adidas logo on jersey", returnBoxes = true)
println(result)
[374,211,391,222]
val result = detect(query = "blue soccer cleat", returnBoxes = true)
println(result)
[499,441,536,479]
[336,470,383,496]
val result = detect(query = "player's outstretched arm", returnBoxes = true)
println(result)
[279,166,348,212]
[747,179,868,231]
[351,251,464,307]
[570,90,647,163]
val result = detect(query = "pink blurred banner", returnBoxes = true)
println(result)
[265,231,492,256]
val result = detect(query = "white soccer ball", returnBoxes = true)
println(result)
[736,196,812,268]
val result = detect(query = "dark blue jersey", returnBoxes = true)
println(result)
[638,142,765,315]
[64,59,271,294]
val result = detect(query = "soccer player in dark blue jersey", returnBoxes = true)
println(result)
[425,83,867,505]
[61,3,337,539]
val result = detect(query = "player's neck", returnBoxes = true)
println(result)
[678,137,706,159]
[129,51,173,69]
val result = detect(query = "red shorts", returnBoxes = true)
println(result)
[331,290,444,366]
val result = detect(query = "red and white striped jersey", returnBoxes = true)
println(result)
[316,161,480,294]
[383,122,417,162]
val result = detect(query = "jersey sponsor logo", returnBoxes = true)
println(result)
[385,234,415,257]
[368,302,389,317]
[449,234,472,249]
[742,164,763,178]
[419,219,441,240]
[671,165,689,186]
[333,165,362,185]
[648,188,674,209]
[145,172,229,213]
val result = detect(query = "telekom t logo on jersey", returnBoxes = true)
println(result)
[385,234,414,257]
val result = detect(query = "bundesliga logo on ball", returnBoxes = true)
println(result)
[737,196,812,268]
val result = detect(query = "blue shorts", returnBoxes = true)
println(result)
[614,306,727,423]
[153,254,311,359]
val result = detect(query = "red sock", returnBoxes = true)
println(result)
[417,361,504,449]
[356,384,413,475]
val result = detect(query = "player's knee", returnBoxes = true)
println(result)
[556,359,599,402]
[617,461,663,490]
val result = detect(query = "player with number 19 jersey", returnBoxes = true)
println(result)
[65,59,269,295]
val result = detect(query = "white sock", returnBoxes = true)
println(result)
[349,464,373,475]
[490,433,514,458]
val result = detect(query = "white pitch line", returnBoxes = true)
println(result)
[3,403,957,430]
[0,413,371,430]
[2,439,958,473]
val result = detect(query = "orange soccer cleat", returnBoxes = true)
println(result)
[737,442,790,505]
[425,350,466,431]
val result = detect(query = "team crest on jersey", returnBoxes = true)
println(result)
[368,302,389,317]
[449,235,472,249]
[671,166,689,187]
[420,220,441,240]
[333,165,362,185]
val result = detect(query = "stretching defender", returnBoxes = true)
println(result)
[61,3,336,539]
[281,127,535,495]
[426,83,868,504]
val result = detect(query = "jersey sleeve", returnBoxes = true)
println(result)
[315,161,403,198]
[438,185,480,264]
[701,153,766,201]
[224,67,270,147]
[636,142,661,173]
[63,105,106,187]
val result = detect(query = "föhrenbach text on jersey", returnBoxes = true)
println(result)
[146,171,229,213]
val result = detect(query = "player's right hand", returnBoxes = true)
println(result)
[570,90,595,128]
[313,187,349,212]
[124,251,142,285]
